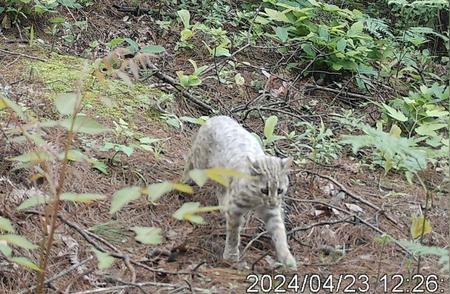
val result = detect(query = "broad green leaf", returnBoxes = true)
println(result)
[92,160,108,174]
[180,29,193,41]
[382,103,408,122]
[0,234,38,249]
[110,186,142,214]
[172,183,194,194]
[336,38,347,52]
[61,193,105,203]
[0,96,25,119]
[49,17,65,23]
[141,45,166,54]
[389,124,402,138]
[60,116,109,134]
[125,38,139,53]
[54,93,79,115]
[273,26,289,43]
[132,227,162,245]
[206,168,251,187]
[139,137,161,145]
[415,123,447,136]
[10,256,41,271]
[411,216,432,239]
[146,182,174,202]
[348,21,364,36]
[425,109,448,117]
[17,195,49,210]
[108,37,124,48]
[64,149,88,162]
[211,46,230,57]
[177,9,191,28]
[0,217,15,233]
[188,169,208,187]
[92,247,116,270]
[264,8,290,23]
[10,151,54,162]
[264,115,278,139]
[0,97,6,109]
[0,243,12,257]
[173,202,204,224]
[318,25,329,41]
[180,116,208,125]
[234,73,245,86]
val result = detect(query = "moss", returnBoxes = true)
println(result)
[28,53,163,123]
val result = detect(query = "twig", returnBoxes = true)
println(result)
[298,169,398,225]
[18,257,93,294]
[304,83,373,102]
[70,282,208,294]
[25,211,193,276]
[287,217,355,235]
[0,48,47,62]
[288,198,417,260]
[141,62,215,113]
[240,230,268,260]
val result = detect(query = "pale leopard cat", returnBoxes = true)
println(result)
[182,115,296,269]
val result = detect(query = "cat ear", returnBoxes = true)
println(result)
[281,157,293,171]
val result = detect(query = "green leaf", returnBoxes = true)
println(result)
[173,202,205,224]
[188,169,208,187]
[0,243,12,257]
[110,186,142,214]
[389,124,402,138]
[205,168,252,187]
[10,151,54,162]
[17,195,49,210]
[177,9,191,28]
[210,46,230,57]
[125,38,140,53]
[140,45,166,54]
[107,37,124,48]
[264,8,290,23]
[180,29,193,41]
[0,217,15,233]
[92,247,116,270]
[132,227,162,245]
[0,235,38,250]
[336,38,347,52]
[61,193,106,203]
[49,17,65,23]
[415,123,447,137]
[92,160,108,174]
[382,104,408,122]
[273,26,289,43]
[64,149,88,162]
[264,115,278,140]
[60,115,110,134]
[54,93,79,115]
[234,73,245,86]
[348,21,364,37]
[10,256,41,271]
[145,182,174,202]
[1,96,26,119]
[411,216,432,239]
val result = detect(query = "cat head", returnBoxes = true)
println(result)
[247,156,292,207]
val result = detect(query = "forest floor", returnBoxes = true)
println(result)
[0,1,448,293]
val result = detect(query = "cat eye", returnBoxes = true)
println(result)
[277,188,284,194]
[260,187,269,195]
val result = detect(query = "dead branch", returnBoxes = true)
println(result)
[298,169,398,225]
[0,48,47,62]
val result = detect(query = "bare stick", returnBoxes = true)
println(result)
[298,169,398,225]
[0,48,47,62]
[18,257,93,294]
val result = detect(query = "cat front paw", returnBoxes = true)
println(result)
[223,249,240,262]
[279,254,297,270]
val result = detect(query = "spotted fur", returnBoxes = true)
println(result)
[182,116,296,269]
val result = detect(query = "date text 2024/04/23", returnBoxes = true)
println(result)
[245,273,446,293]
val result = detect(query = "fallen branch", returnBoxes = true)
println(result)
[288,198,417,260]
[70,281,208,294]
[304,83,373,102]
[142,62,216,113]
[18,257,93,294]
[298,169,398,225]
[0,48,47,62]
